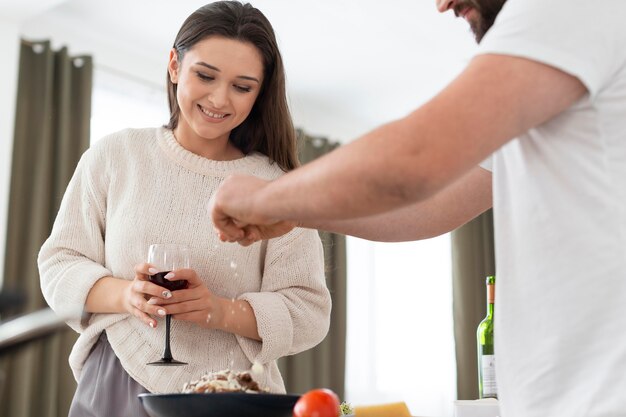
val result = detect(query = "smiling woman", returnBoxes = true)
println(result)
[166,36,264,160]
[36,2,332,417]
[164,3,298,171]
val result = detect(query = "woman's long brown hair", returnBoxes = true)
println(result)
[165,1,299,171]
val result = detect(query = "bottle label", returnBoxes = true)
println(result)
[481,354,497,397]
[487,284,495,303]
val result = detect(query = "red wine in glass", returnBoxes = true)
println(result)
[146,244,190,366]
[149,271,188,292]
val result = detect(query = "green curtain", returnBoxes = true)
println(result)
[451,209,495,400]
[0,39,92,417]
[277,130,347,399]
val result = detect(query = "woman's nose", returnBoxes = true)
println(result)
[207,85,228,108]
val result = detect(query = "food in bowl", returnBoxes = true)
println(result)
[181,369,267,394]
[340,401,354,415]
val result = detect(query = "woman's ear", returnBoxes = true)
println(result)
[168,48,179,83]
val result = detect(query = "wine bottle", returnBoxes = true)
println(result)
[477,275,497,399]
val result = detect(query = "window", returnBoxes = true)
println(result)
[90,67,169,143]
[345,235,456,417]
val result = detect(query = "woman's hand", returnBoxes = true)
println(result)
[122,263,176,328]
[146,268,225,330]
[147,268,261,340]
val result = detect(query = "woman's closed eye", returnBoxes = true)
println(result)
[196,72,253,93]
[196,72,214,82]
[234,85,252,93]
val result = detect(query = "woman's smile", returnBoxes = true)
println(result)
[197,104,229,122]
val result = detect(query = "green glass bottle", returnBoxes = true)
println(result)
[477,275,497,399]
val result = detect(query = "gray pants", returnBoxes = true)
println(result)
[68,332,150,417]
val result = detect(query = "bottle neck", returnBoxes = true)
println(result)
[486,284,495,318]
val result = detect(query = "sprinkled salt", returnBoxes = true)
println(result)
[251,361,264,375]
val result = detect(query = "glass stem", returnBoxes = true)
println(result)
[163,314,173,361]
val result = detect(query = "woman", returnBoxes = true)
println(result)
[38,2,331,416]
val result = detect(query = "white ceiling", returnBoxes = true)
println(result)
[10,0,478,142]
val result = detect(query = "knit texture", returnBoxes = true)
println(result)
[38,127,331,393]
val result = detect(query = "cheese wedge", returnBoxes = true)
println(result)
[354,401,411,417]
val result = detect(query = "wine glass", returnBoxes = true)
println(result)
[146,243,190,366]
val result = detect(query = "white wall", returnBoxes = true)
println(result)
[2,0,477,287]
[20,10,166,91]
[18,0,477,145]
[0,20,21,284]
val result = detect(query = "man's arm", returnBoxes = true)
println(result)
[212,54,586,238]
[305,166,492,242]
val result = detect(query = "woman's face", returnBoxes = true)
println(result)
[168,36,264,151]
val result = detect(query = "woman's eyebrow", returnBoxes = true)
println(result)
[195,61,260,84]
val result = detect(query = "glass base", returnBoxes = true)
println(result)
[146,358,188,366]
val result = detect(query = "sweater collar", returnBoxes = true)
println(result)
[156,127,262,176]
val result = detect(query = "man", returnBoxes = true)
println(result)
[211,1,626,416]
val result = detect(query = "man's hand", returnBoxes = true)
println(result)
[235,221,299,246]
[210,174,297,245]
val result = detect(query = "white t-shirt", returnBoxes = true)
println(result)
[476,1,626,416]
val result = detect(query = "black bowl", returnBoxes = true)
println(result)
[139,392,300,417]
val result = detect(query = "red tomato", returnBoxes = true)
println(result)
[293,388,340,417]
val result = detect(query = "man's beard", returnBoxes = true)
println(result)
[455,0,508,43]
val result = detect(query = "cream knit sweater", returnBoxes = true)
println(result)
[38,127,331,394]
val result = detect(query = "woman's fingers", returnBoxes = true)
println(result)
[132,290,169,317]
[168,295,227,330]
[142,279,205,308]
[167,268,201,286]
[126,263,179,328]
[238,236,258,247]
[132,278,173,300]
[128,292,168,328]
[160,297,210,315]
[133,268,217,328]
[134,262,154,278]
[132,307,156,328]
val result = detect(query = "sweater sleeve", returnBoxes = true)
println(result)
[38,145,113,332]
[236,228,331,364]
